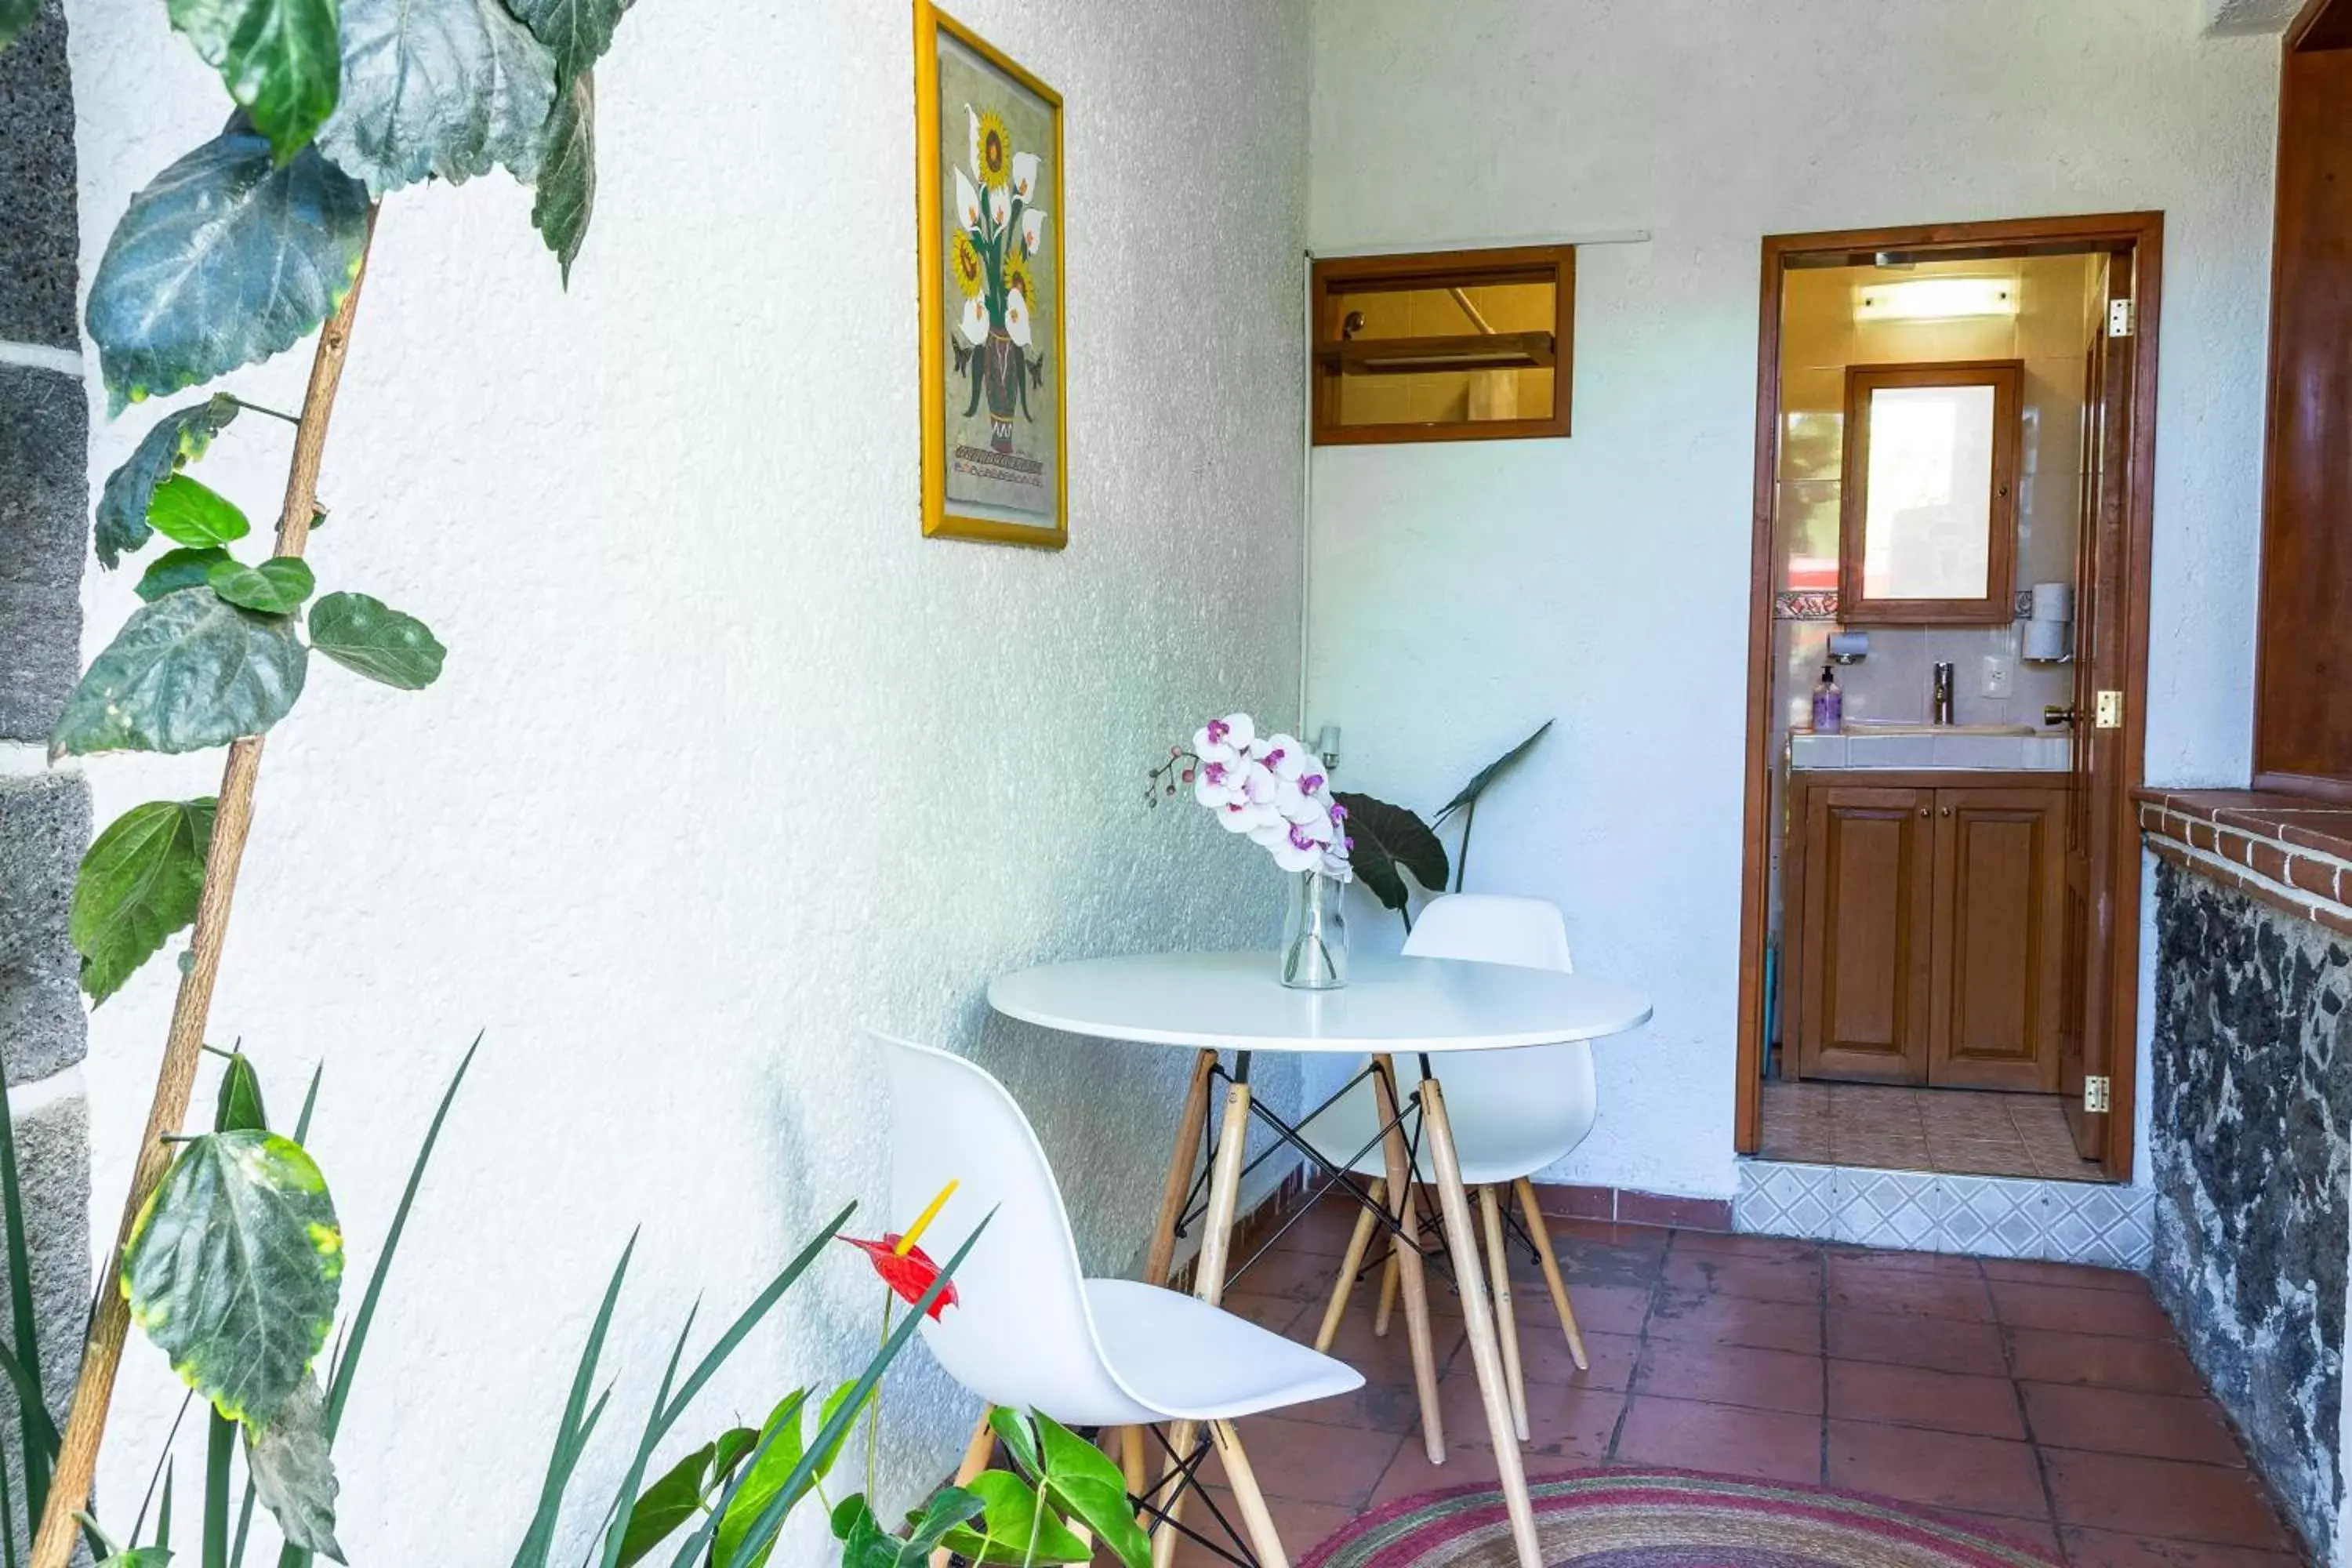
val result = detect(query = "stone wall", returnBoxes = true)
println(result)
[0,0,93,1553]
[2147,855,2352,1558]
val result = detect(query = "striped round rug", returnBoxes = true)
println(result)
[1300,1470,2061,1568]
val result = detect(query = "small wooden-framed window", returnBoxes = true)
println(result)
[1310,245,1573,445]
[1838,360,2022,625]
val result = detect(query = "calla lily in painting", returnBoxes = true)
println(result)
[840,1180,963,1320]
[955,169,983,231]
[959,297,990,347]
[1004,287,1032,347]
[1011,151,1040,200]
[947,97,1049,452]
[1020,208,1047,256]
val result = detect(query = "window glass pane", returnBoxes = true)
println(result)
[1861,383,1996,600]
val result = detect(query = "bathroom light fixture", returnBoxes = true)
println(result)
[1853,276,2019,321]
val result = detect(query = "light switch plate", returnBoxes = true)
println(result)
[1980,653,2014,699]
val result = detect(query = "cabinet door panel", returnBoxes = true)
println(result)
[1798,786,1933,1085]
[1930,787,2066,1091]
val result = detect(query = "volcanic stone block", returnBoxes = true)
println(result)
[0,364,87,743]
[0,0,78,350]
[0,772,86,1085]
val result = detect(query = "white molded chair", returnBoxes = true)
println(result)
[876,1030,1363,1568]
[1300,895,1595,1439]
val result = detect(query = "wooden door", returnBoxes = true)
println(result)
[1929,787,2067,1091]
[1797,786,1935,1084]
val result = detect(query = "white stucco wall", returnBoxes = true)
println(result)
[64,0,1308,1559]
[1304,0,2280,1199]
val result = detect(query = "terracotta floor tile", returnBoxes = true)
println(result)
[1283,1375,1434,1436]
[1364,1428,1596,1508]
[2043,1450,2295,1550]
[1991,1279,2177,1339]
[1660,1250,1823,1303]
[1435,1376,1624,1460]
[2056,1526,2304,1567]
[1822,1245,1985,1277]
[1670,1230,1823,1264]
[1930,1144,2042,1178]
[1632,1339,1825,1415]
[1168,1485,1356,1568]
[1512,1323,1639,1390]
[1546,1218,1672,1250]
[1646,1288,1823,1354]
[1527,1281,1650,1337]
[1231,1243,1359,1304]
[1824,1419,2047,1519]
[1937,1508,2065,1555]
[1319,1301,1467,1374]
[1613,1396,1824,1485]
[1827,1359,2025,1439]
[1981,1257,2151,1293]
[1545,1239,1669,1291]
[1826,1261,1997,1321]
[2022,1382,2248,1467]
[1196,1414,1403,1509]
[2004,1328,2208,1396]
[1220,1289,1310,1335]
[1830,1308,2012,1377]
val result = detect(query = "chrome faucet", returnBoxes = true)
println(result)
[1932,662,1956,726]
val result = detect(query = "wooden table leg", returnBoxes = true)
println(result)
[1479,1185,1530,1443]
[1152,1065,1253,1568]
[1313,1178,1384,1352]
[1421,1074,1544,1568]
[1126,1047,1214,1518]
[1373,1055,1446,1463]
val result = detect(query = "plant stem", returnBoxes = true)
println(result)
[224,396,302,427]
[28,205,382,1568]
[1452,797,1478,895]
[866,1298,891,1504]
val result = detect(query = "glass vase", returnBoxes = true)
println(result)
[1279,869,1349,990]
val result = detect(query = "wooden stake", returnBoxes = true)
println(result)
[1313,1178,1383,1352]
[29,208,381,1568]
[1372,1057,1444,1463]
[1516,1177,1588,1371]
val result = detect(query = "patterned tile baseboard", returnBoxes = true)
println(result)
[1736,1159,2155,1269]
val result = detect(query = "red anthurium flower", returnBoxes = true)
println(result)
[840,1233,960,1319]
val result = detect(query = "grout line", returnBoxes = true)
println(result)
[0,339,82,376]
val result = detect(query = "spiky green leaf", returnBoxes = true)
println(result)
[1330,792,1447,913]
[207,557,314,614]
[528,71,594,285]
[166,0,343,160]
[122,1131,343,1426]
[53,590,308,757]
[305,592,443,689]
[85,125,368,412]
[316,0,554,195]
[245,1378,343,1561]
[147,476,252,549]
[136,547,235,603]
[504,0,627,87]
[96,396,241,568]
[71,798,216,1004]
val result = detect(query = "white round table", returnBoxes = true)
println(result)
[986,949,1653,1568]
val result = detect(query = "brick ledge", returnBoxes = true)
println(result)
[2137,787,2352,935]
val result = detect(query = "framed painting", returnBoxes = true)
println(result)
[915,2,1068,548]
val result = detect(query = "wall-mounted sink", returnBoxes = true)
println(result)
[1844,720,2038,737]
[1790,726,2070,771]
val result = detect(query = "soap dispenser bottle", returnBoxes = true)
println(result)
[1812,665,1843,735]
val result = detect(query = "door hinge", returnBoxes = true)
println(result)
[2094,689,2124,728]
[2083,1076,2112,1114]
[2107,299,2136,338]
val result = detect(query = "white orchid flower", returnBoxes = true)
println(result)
[1005,287,1032,347]
[1020,208,1047,256]
[1201,713,1258,753]
[958,297,989,347]
[1219,796,1280,834]
[1253,734,1309,782]
[954,169,983,233]
[1192,750,1252,810]
[989,184,1011,229]
[1320,847,1354,881]
[1012,151,1040,201]
[1254,815,1334,873]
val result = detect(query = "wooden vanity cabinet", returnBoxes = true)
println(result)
[1784,771,2066,1091]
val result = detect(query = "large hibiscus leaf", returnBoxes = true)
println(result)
[307,591,445,689]
[167,0,343,159]
[85,124,370,412]
[529,71,594,284]
[93,394,241,569]
[316,0,554,195]
[71,798,216,1005]
[1331,792,1448,914]
[52,590,309,757]
[246,1377,345,1560]
[122,1130,343,1426]
[505,0,629,89]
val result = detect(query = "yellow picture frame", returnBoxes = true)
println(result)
[914,1,1069,549]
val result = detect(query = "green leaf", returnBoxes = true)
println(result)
[71,798,216,1004]
[841,1488,983,1568]
[1330,792,1447,913]
[986,1406,1036,1479]
[167,0,343,161]
[712,1390,819,1568]
[96,1551,174,1567]
[0,0,37,51]
[96,397,241,568]
[504,0,627,88]
[616,1442,714,1568]
[1435,720,1553,822]
[1036,1415,1149,1568]
[85,125,368,412]
[510,1236,633,1568]
[207,557,315,614]
[121,1130,343,1426]
[53,591,308,757]
[591,1303,699,1568]
[305,592,444,690]
[709,1426,758,1485]
[316,0,555,196]
[147,476,252,548]
[528,71,594,285]
[244,1378,343,1562]
[214,1052,270,1134]
[935,1473,1091,1566]
[138,547,236,603]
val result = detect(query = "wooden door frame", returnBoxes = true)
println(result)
[1734,213,2164,1180]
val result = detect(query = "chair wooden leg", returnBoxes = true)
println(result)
[931,1410,997,1568]
[1373,1247,1400,1337]
[1123,1422,1147,1511]
[1479,1185,1530,1443]
[1515,1176,1588,1371]
[1314,1178,1384,1352]
[1154,1073,1253,1568]
[1210,1421,1290,1568]
[1372,1056,1444,1462]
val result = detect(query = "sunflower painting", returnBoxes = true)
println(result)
[916,4,1066,547]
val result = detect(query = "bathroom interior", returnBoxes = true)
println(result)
[1759,248,2111,1181]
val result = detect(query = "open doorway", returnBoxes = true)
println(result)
[1733,216,2161,1184]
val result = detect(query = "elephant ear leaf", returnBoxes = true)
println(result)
[122,1129,343,1426]
[165,0,344,160]
[307,592,445,689]
[71,798,216,1005]
[1330,792,1447,913]
[528,71,595,284]
[245,1376,343,1560]
[52,591,308,757]
[95,395,241,569]
[1436,720,1554,822]
[85,124,369,412]
[316,0,554,195]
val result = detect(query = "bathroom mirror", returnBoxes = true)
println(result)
[1838,360,2021,623]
